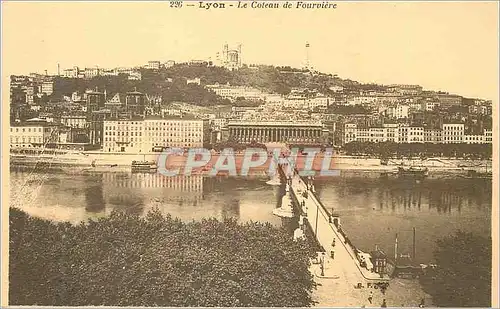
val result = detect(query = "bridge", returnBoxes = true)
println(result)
[275,160,390,306]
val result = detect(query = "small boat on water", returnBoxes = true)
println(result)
[397,166,429,178]
[461,169,492,180]
[131,160,158,173]
[461,161,492,180]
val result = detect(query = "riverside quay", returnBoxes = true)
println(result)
[227,121,329,144]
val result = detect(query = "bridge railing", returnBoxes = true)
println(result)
[291,168,388,279]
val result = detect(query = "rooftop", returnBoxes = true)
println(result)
[228,121,323,127]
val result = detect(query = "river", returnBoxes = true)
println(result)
[10,167,491,264]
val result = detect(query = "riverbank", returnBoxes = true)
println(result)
[10,150,491,176]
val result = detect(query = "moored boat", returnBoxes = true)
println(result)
[397,166,429,178]
[131,160,158,173]
[461,169,492,180]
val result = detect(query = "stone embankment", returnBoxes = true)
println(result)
[10,150,490,175]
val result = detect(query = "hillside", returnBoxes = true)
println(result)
[47,64,367,107]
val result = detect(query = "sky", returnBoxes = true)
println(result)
[1,1,499,100]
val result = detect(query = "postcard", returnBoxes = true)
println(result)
[1,1,498,307]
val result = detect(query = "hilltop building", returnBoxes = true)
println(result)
[217,43,242,70]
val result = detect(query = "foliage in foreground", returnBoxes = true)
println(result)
[9,208,316,307]
[420,231,491,307]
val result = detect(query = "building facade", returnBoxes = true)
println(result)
[437,94,463,109]
[61,115,87,128]
[228,121,326,144]
[10,123,58,148]
[484,130,492,143]
[102,118,208,152]
[342,122,491,145]
[63,66,80,78]
[424,128,442,143]
[84,67,100,79]
[442,123,464,144]
[41,82,54,95]
[206,84,264,101]
[408,126,425,143]
[219,44,242,70]
[146,61,161,70]
[464,135,485,144]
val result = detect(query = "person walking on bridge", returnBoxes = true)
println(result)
[368,291,373,304]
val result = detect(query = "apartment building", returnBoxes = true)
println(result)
[484,130,492,143]
[385,105,409,119]
[436,94,463,108]
[10,122,58,148]
[424,128,442,143]
[102,118,209,152]
[63,66,80,78]
[423,101,440,111]
[464,135,485,144]
[344,123,357,144]
[442,123,464,144]
[343,122,490,145]
[384,124,399,142]
[468,105,492,116]
[61,115,87,129]
[41,82,54,95]
[343,123,403,144]
[407,126,424,143]
[146,61,161,70]
[388,84,423,96]
[398,125,409,143]
[83,67,100,79]
[206,84,264,101]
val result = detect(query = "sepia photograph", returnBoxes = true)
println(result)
[1,1,498,307]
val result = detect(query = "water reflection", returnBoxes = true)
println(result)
[10,170,282,226]
[313,173,491,263]
[315,175,491,215]
[84,175,105,213]
[10,169,491,263]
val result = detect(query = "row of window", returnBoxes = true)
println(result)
[11,137,43,143]
[106,121,202,126]
[104,137,202,143]
[105,131,142,136]
[10,127,46,133]
[103,143,201,150]
[105,126,203,131]
[147,133,201,137]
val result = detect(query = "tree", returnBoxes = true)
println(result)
[9,208,317,307]
[420,231,491,307]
